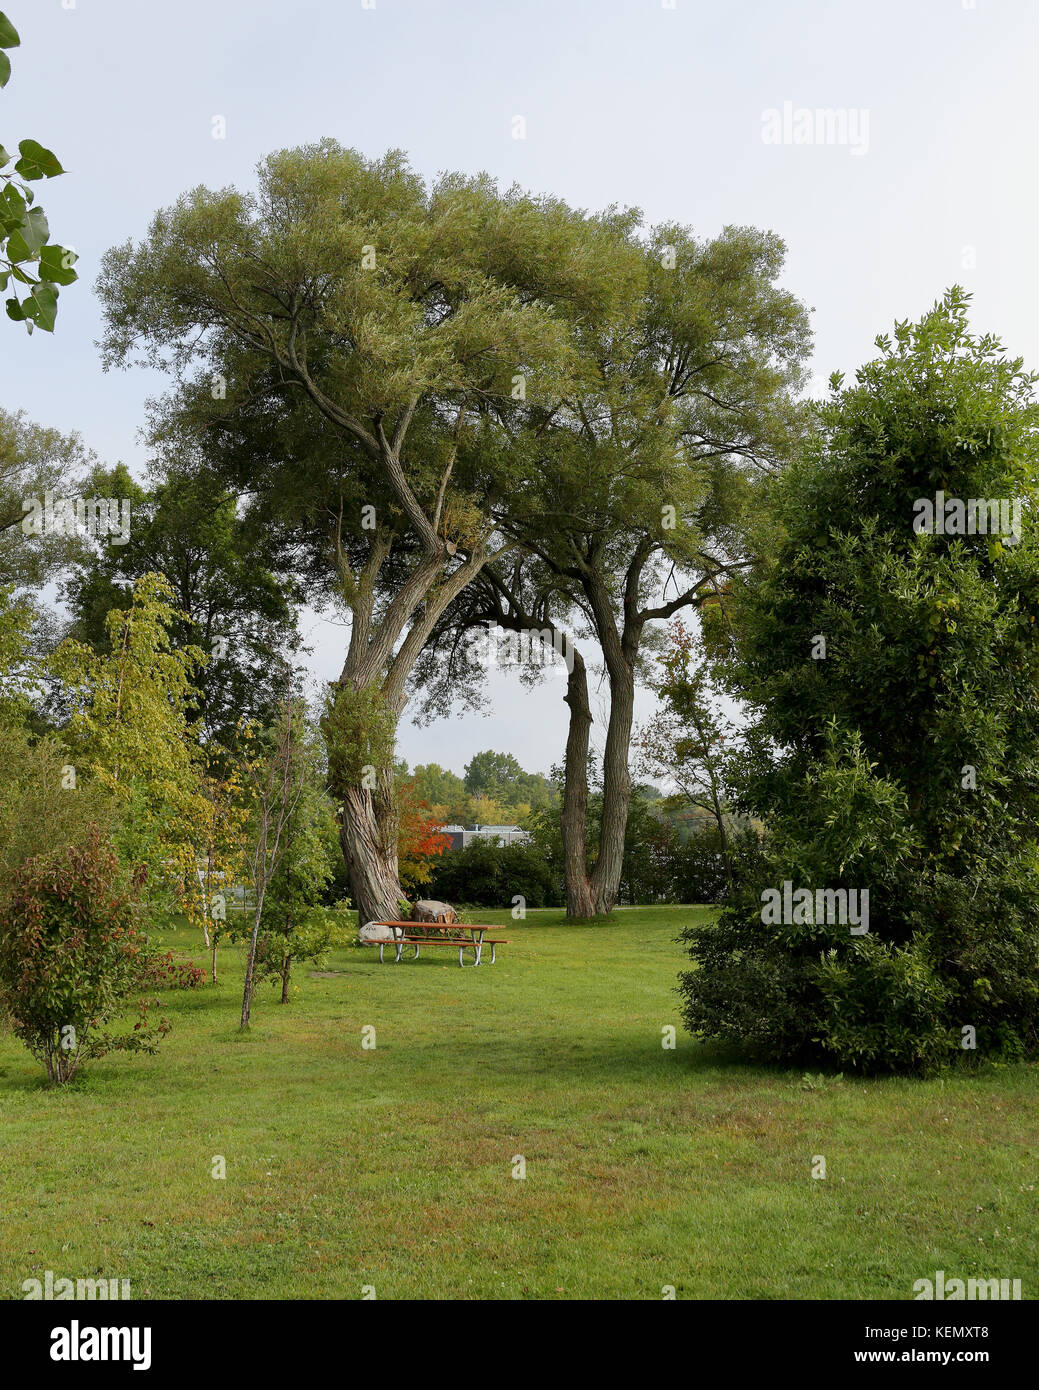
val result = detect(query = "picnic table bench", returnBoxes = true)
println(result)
[360,920,509,967]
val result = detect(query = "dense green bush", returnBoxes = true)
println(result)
[681,292,1039,1073]
[669,824,764,905]
[427,839,562,909]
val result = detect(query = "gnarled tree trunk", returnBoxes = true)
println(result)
[340,775,404,925]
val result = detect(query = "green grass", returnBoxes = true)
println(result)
[1,905,1036,1300]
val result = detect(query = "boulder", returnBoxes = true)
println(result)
[358,919,398,942]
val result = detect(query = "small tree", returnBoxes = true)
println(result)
[246,742,342,1003]
[0,828,170,1085]
[178,739,255,981]
[635,619,741,886]
[240,699,309,1027]
[51,572,210,914]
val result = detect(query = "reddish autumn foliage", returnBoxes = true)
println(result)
[397,780,451,890]
[0,827,180,1084]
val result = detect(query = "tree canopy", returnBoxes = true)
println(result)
[682,289,1039,1071]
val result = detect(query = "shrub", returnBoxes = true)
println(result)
[682,293,1039,1072]
[137,951,207,992]
[427,840,561,909]
[669,824,764,905]
[0,828,172,1085]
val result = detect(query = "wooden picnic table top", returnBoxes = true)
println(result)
[368,920,497,932]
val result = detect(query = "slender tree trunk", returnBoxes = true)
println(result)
[199,850,212,949]
[561,649,597,917]
[711,790,733,888]
[240,886,267,1029]
[211,938,218,983]
[280,953,291,1003]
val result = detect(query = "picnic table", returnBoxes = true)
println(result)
[361,920,508,967]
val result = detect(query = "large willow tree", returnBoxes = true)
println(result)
[97,141,641,921]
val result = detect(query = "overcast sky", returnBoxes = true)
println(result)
[3,0,1036,778]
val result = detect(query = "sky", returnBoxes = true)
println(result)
[3,0,1037,779]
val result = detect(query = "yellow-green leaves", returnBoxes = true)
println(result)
[50,574,209,903]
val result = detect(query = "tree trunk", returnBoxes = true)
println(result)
[711,790,734,888]
[558,645,637,917]
[587,665,635,916]
[332,541,498,928]
[211,939,218,983]
[240,887,266,1029]
[280,953,291,1003]
[340,775,404,925]
[561,648,597,917]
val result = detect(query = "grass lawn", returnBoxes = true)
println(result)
[1,905,1035,1300]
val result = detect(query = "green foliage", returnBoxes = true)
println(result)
[669,824,764,905]
[409,761,467,812]
[0,723,116,912]
[462,750,555,810]
[0,828,171,1085]
[94,141,622,582]
[682,291,1039,1072]
[0,13,76,332]
[636,619,738,852]
[50,572,210,908]
[0,582,35,724]
[322,683,396,799]
[0,409,97,589]
[409,754,556,828]
[61,465,303,747]
[427,839,560,909]
[615,787,680,905]
[251,908,351,996]
[246,753,342,997]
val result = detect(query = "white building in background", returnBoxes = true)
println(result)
[441,824,531,851]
